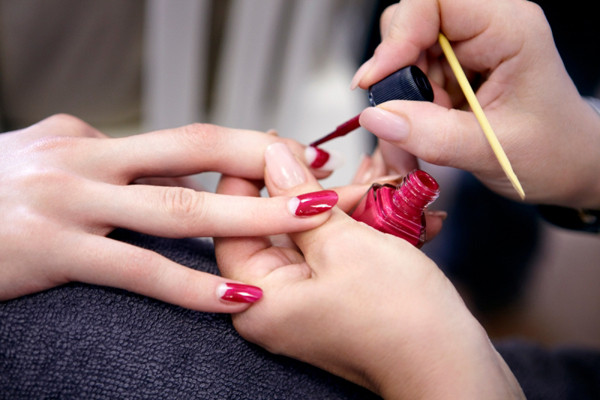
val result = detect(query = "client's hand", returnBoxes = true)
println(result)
[0,114,338,312]
[215,142,523,399]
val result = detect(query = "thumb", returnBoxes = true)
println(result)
[264,142,350,253]
[359,102,493,173]
[264,142,338,220]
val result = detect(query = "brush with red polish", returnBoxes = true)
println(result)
[309,65,434,150]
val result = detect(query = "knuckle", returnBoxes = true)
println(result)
[161,186,205,223]
[418,109,460,165]
[19,165,79,194]
[35,113,100,138]
[44,113,84,126]
[26,135,77,154]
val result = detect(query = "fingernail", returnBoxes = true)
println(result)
[265,142,307,189]
[360,107,410,142]
[350,57,374,90]
[425,210,448,221]
[305,146,344,170]
[217,283,263,303]
[288,190,338,216]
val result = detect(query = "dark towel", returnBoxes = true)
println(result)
[0,229,380,400]
[497,340,600,400]
[3,230,600,399]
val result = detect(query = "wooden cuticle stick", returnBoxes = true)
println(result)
[438,33,525,199]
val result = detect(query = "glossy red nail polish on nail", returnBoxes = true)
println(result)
[309,146,331,168]
[218,283,263,303]
[289,190,338,216]
[351,169,440,248]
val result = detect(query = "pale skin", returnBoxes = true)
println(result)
[215,0,600,398]
[356,0,600,209]
[0,114,344,312]
[4,0,597,396]
[215,142,523,399]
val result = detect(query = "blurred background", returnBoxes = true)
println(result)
[1,0,599,349]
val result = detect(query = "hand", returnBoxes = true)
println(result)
[0,114,338,312]
[214,142,521,398]
[354,0,600,208]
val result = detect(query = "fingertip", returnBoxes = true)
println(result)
[265,142,325,198]
[360,106,411,144]
[217,282,263,305]
[265,142,307,190]
[424,210,447,242]
[304,146,345,171]
[350,57,374,90]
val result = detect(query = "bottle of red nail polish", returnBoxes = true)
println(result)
[351,169,440,248]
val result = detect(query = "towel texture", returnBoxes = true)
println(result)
[497,340,600,400]
[2,229,599,399]
[0,230,380,399]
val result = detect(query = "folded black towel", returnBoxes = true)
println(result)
[497,340,600,400]
[2,230,599,399]
[0,229,380,400]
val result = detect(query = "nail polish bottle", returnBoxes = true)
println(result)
[351,169,440,248]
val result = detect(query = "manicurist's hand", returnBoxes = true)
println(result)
[0,114,340,312]
[214,142,523,399]
[354,0,600,208]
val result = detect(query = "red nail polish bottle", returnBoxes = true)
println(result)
[351,169,440,248]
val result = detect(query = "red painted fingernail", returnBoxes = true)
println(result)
[309,146,330,168]
[288,190,338,216]
[305,146,344,170]
[217,283,263,303]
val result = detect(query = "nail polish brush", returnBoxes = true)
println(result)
[309,65,434,147]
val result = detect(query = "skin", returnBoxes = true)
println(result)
[356,0,600,208]
[0,114,339,312]
[216,0,600,397]
[215,142,523,399]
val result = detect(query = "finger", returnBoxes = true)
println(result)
[264,142,359,254]
[327,183,371,213]
[134,176,206,191]
[265,143,446,258]
[214,174,273,273]
[350,147,388,185]
[369,146,388,178]
[378,4,398,39]
[65,233,262,313]
[354,0,511,89]
[424,210,447,242]
[105,124,270,180]
[99,124,334,182]
[377,140,419,176]
[213,174,306,280]
[89,182,337,238]
[359,101,496,173]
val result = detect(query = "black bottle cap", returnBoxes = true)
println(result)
[368,65,434,106]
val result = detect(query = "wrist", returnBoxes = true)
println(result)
[369,294,525,399]
[559,97,600,209]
